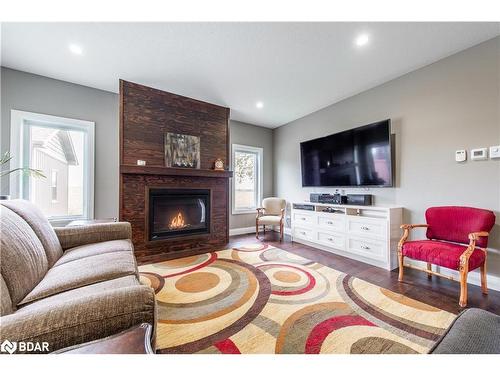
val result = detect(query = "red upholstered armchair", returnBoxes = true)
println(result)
[398,206,495,307]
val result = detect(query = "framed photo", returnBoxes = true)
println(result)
[164,132,200,169]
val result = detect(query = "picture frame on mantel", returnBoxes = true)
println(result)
[164,132,200,169]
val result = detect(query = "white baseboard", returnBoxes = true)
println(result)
[406,259,500,292]
[229,226,256,236]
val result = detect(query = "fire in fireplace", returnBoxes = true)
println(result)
[148,188,210,241]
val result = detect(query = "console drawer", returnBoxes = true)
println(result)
[317,231,345,250]
[317,215,345,232]
[293,213,315,227]
[347,237,386,261]
[347,217,387,238]
[294,226,315,241]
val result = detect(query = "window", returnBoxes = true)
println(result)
[231,144,263,214]
[10,110,95,223]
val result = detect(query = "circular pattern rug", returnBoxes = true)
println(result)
[139,244,456,354]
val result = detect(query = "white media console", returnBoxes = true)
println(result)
[291,202,403,270]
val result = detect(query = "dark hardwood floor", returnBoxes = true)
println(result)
[137,231,500,316]
[228,232,500,316]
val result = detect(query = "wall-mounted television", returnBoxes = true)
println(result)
[300,119,393,187]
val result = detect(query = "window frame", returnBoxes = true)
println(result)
[10,110,95,223]
[231,143,263,215]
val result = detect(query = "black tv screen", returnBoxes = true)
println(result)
[300,120,393,187]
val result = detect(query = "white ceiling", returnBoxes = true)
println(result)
[2,22,499,128]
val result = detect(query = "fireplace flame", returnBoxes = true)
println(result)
[169,211,188,230]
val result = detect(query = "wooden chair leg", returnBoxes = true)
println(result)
[255,220,259,239]
[398,252,404,282]
[427,263,432,279]
[481,262,488,295]
[263,225,266,235]
[280,221,284,242]
[459,269,468,308]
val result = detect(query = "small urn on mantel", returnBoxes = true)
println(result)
[213,158,225,171]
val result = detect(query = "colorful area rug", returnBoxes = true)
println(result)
[139,244,456,354]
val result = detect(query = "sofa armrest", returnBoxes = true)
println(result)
[429,308,500,354]
[54,222,132,250]
[0,285,156,353]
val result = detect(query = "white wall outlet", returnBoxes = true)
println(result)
[137,160,146,166]
[455,150,466,162]
[470,148,488,161]
[490,145,500,159]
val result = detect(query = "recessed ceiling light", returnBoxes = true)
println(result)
[69,43,83,55]
[355,34,370,47]
[256,101,264,109]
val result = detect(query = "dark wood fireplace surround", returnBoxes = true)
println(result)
[119,80,232,262]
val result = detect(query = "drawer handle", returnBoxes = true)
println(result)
[300,231,307,235]
[327,221,333,225]
[361,245,370,250]
[328,237,334,241]
[360,226,370,231]
[301,217,306,221]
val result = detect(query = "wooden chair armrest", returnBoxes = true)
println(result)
[256,207,265,219]
[468,231,489,240]
[460,232,490,267]
[398,224,429,251]
[400,224,429,230]
[280,208,285,218]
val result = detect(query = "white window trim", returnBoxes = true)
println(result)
[231,143,263,215]
[10,110,95,223]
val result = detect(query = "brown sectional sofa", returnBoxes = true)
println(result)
[0,199,156,353]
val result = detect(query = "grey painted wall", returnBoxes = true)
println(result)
[1,67,120,219]
[0,69,274,226]
[273,37,500,278]
[229,120,274,230]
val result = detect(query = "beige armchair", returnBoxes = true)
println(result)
[256,197,286,242]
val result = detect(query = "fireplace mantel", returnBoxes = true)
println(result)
[120,165,233,178]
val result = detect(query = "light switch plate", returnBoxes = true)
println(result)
[455,149,466,162]
[490,145,500,159]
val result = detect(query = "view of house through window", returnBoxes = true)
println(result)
[27,123,85,218]
[232,144,262,213]
[11,110,95,221]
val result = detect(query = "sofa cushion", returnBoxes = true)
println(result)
[1,274,14,316]
[0,283,156,353]
[1,199,63,267]
[19,275,140,310]
[54,239,133,266]
[430,308,500,354]
[402,240,485,271]
[0,206,48,305]
[19,251,138,305]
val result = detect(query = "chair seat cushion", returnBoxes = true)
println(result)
[19,251,138,306]
[402,240,485,271]
[54,239,133,266]
[257,215,282,225]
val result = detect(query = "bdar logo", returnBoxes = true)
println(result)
[1,340,17,354]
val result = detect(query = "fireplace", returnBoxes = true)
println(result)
[148,188,211,241]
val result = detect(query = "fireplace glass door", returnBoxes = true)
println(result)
[149,188,210,240]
